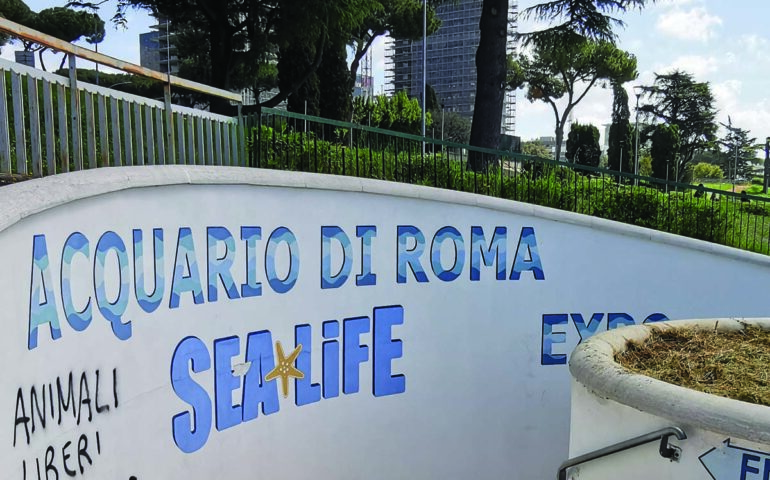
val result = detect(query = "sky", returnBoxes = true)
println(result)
[3,0,769,147]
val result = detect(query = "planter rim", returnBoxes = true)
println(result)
[570,318,770,444]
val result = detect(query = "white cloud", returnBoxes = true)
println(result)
[655,7,722,42]
[711,79,743,115]
[738,34,770,62]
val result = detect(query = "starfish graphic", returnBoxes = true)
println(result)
[265,341,304,398]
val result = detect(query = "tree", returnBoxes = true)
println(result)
[30,7,105,70]
[469,0,650,167]
[650,123,679,183]
[607,82,632,173]
[566,122,601,167]
[0,0,34,49]
[522,140,553,159]
[508,35,636,163]
[692,162,724,181]
[639,71,718,182]
[348,0,441,91]
[352,91,431,135]
[116,0,377,113]
[0,0,104,69]
[429,110,471,143]
[717,119,760,182]
[467,0,508,169]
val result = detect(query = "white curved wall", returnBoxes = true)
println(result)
[3,166,770,479]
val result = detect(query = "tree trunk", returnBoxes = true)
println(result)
[208,17,234,115]
[468,0,509,171]
[554,126,564,163]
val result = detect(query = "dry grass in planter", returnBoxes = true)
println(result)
[616,324,770,406]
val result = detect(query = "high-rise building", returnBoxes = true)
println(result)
[386,0,518,135]
[139,18,178,75]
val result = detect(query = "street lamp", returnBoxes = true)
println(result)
[633,86,643,186]
[764,137,770,194]
[421,0,426,156]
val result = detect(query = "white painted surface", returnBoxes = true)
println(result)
[568,319,770,479]
[3,166,770,479]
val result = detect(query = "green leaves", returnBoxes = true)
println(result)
[520,0,650,44]
[640,70,718,181]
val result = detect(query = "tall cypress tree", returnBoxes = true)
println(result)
[607,82,632,174]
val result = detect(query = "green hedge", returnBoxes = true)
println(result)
[248,124,770,255]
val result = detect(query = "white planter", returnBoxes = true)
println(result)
[566,318,770,480]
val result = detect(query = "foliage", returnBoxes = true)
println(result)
[522,140,553,159]
[508,34,637,162]
[316,39,353,121]
[717,120,760,181]
[425,84,440,112]
[638,151,652,176]
[429,110,470,143]
[607,82,632,173]
[352,91,431,135]
[348,0,442,91]
[470,0,651,166]
[56,68,165,98]
[0,0,34,48]
[639,71,718,182]
[692,162,724,181]
[520,0,650,44]
[566,122,601,167]
[0,0,104,69]
[248,121,770,254]
[650,123,679,183]
[114,0,377,113]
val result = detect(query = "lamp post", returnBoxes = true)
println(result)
[421,0,426,156]
[764,137,770,194]
[633,86,643,186]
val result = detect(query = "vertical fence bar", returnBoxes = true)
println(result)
[187,115,196,165]
[213,121,223,165]
[155,104,165,165]
[134,102,145,165]
[84,92,97,169]
[123,101,133,165]
[57,84,69,172]
[229,121,238,167]
[237,104,245,166]
[205,119,214,165]
[11,71,26,175]
[26,76,42,176]
[176,113,186,165]
[97,94,109,167]
[42,80,55,176]
[164,83,175,164]
[68,56,83,171]
[111,97,121,166]
[0,71,10,172]
[223,123,231,166]
[196,117,205,165]
[144,105,155,165]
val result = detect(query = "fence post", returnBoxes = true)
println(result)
[237,102,245,166]
[68,55,83,171]
[164,83,175,164]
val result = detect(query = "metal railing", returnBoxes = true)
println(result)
[557,427,687,480]
[2,17,770,258]
[0,18,246,176]
[246,107,770,256]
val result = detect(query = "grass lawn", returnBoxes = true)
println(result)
[702,182,770,198]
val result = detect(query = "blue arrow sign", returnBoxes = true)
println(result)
[700,439,770,480]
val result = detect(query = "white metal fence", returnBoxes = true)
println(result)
[0,17,246,177]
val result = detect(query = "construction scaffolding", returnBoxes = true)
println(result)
[386,0,518,135]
